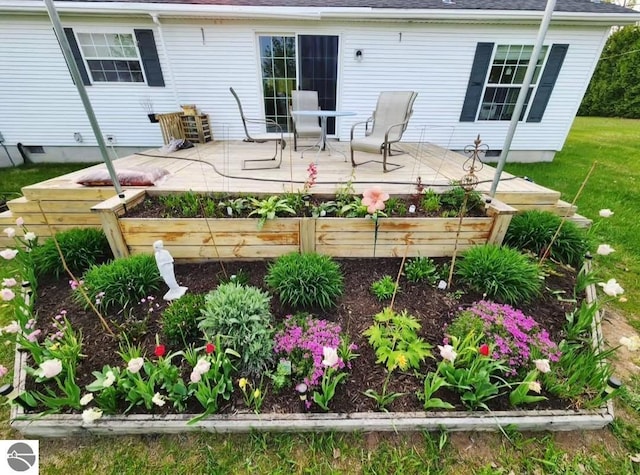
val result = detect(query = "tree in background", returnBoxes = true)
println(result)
[579,25,640,118]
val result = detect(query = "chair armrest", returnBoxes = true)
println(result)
[383,119,410,143]
[244,117,284,140]
[365,114,374,136]
[350,119,371,140]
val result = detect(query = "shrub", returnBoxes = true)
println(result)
[421,190,441,213]
[78,254,161,310]
[32,228,112,277]
[370,275,398,301]
[456,244,542,305]
[404,256,439,284]
[440,185,484,213]
[503,210,589,268]
[450,301,561,376]
[265,252,344,310]
[161,293,205,345]
[199,282,273,375]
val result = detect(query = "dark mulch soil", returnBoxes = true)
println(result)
[29,258,579,415]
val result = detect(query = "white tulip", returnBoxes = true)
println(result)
[38,359,63,379]
[598,278,625,297]
[599,209,614,218]
[127,357,144,374]
[321,347,340,367]
[80,393,94,406]
[596,244,615,256]
[0,249,18,260]
[152,392,166,407]
[534,359,551,374]
[3,228,15,238]
[438,344,457,363]
[82,408,103,423]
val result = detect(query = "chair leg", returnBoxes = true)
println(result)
[294,131,298,151]
[242,140,282,170]
[350,146,357,168]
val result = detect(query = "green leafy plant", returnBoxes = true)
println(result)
[384,197,407,216]
[218,196,249,217]
[32,228,112,277]
[456,244,542,305]
[265,252,344,310]
[312,366,347,411]
[218,269,250,286]
[404,256,439,284]
[440,185,484,213]
[248,196,296,229]
[370,275,398,301]
[503,210,590,268]
[77,254,162,310]
[238,377,266,413]
[421,189,441,213]
[159,191,202,218]
[337,196,368,218]
[199,282,274,375]
[311,200,337,218]
[509,370,547,406]
[363,307,433,372]
[161,293,205,345]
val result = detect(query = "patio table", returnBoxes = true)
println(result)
[292,110,357,161]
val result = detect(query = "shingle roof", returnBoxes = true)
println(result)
[60,0,636,15]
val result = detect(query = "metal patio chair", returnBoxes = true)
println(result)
[350,91,418,172]
[290,90,322,151]
[230,87,286,170]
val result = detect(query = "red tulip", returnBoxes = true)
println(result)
[479,344,490,357]
[154,344,166,357]
[205,343,216,354]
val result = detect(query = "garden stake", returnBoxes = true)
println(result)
[539,161,597,266]
[389,238,411,311]
[446,192,469,289]
[194,146,228,281]
[35,200,115,336]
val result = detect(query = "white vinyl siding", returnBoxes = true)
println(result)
[0,15,610,155]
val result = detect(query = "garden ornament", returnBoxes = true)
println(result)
[153,240,187,301]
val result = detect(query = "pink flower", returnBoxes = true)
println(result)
[0,288,15,301]
[27,329,41,342]
[15,217,24,227]
[3,228,15,238]
[438,344,457,363]
[0,365,8,378]
[0,249,18,260]
[69,279,84,290]
[534,359,551,373]
[2,278,17,288]
[2,321,20,334]
[362,187,390,214]
[37,358,62,378]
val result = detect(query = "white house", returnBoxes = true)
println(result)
[0,0,638,167]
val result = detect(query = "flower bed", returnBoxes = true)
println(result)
[90,189,517,260]
[5,258,614,437]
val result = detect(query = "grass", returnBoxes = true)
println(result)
[2,119,640,473]
[0,162,95,195]
[500,116,640,329]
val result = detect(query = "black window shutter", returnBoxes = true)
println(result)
[63,28,91,86]
[527,44,569,123]
[135,29,165,87]
[459,42,494,122]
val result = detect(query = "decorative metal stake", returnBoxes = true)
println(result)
[447,135,487,289]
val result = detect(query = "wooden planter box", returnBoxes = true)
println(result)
[91,190,517,260]
[10,264,613,437]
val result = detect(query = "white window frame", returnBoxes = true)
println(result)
[74,29,147,85]
[477,44,548,121]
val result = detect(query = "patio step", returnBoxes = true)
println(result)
[567,212,592,228]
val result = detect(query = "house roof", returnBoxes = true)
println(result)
[56,0,637,14]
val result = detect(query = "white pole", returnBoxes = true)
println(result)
[43,0,123,196]
[489,0,557,197]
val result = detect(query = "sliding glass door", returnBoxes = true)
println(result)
[259,34,338,134]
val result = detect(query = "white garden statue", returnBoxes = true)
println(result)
[153,240,188,301]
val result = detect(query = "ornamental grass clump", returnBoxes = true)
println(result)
[161,293,205,345]
[265,252,344,310]
[32,228,112,277]
[403,256,439,284]
[503,210,590,268]
[199,282,274,376]
[456,244,542,305]
[77,254,161,310]
[449,301,561,376]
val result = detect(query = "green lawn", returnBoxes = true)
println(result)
[2,121,640,474]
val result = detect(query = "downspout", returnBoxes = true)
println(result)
[151,13,180,108]
[489,0,557,197]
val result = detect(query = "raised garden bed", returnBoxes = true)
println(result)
[91,190,517,260]
[8,256,613,437]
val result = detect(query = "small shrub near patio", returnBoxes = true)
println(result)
[161,293,206,345]
[503,210,590,268]
[404,256,439,284]
[456,244,542,305]
[440,185,484,214]
[265,252,344,310]
[199,282,273,376]
[32,228,112,277]
[370,275,398,301]
[77,254,161,310]
[449,301,561,376]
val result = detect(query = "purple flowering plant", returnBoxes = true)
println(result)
[455,300,560,377]
[273,313,358,390]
